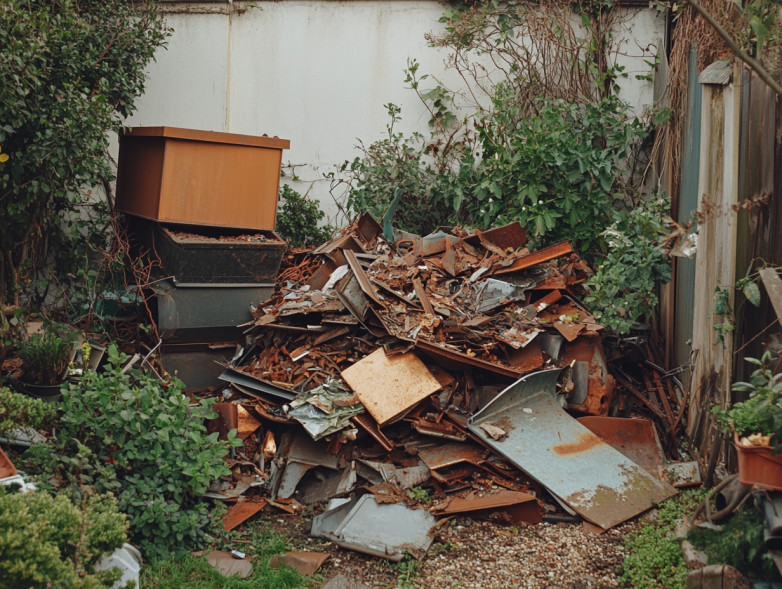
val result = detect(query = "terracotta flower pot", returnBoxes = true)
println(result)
[734,432,782,490]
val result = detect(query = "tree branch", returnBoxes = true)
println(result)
[687,0,782,96]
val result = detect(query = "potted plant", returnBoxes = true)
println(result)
[714,351,782,490]
[13,322,78,401]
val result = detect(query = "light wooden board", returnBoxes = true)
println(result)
[341,349,441,425]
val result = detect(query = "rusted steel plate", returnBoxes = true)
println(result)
[223,499,267,531]
[431,489,541,524]
[577,416,665,480]
[415,339,524,379]
[344,249,382,305]
[469,222,527,253]
[351,413,395,451]
[467,369,677,530]
[492,241,573,275]
[341,349,441,425]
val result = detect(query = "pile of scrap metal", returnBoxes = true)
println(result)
[209,214,684,560]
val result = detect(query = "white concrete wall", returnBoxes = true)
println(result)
[124,1,665,227]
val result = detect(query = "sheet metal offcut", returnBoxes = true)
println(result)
[467,369,676,530]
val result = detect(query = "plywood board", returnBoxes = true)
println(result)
[340,349,441,425]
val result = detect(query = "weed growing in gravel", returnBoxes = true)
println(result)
[389,552,420,589]
[619,489,707,588]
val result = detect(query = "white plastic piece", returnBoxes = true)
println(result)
[94,543,142,589]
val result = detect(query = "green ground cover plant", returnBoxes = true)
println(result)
[620,489,707,588]
[142,524,306,589]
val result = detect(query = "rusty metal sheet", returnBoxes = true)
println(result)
[577,416,665,480]
[351,413,395,451]
[469,222,527,253]
[561,335,616,416]
[416,441,489,471]
[356,211,383,244]
[223,499,267,531]
[344,249,382,305]
[431,489,541,524]
[412,278,435,315]
[415,339,524,379]
[467,369,677,530]
[492,241,573,275]
[270,551,330,575]
[341,349,442,425]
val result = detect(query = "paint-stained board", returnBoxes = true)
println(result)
[341,349,441,425]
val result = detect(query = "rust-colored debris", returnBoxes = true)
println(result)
[223,498,267,531]
[197,216,689,552]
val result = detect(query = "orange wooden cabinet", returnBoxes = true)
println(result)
[116,127,290,231]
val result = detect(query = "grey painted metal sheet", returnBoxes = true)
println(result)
[311,494,435,561]
[674,44,702,382]
[467,369,677,530]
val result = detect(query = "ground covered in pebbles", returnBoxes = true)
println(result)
[263,510,639,588]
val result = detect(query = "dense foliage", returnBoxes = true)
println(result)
[0,488,128,589]
[0,0,168,307]
[0,385,56,436]
[25,345,238,560]
[276,184,334,247]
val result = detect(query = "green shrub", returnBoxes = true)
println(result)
[16,322,79,385]
[0,487,128,589]
[0,385,56,436]
[584,198,673,334]
[0,0,168,307]
[276,184,334,247]
[25,344,239,561]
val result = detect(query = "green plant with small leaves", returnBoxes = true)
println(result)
[407,485,433,505]
[0,0,169,308]
[0,487,129,589]
[25,344,241,561]
[276,184,334,247]
[584,198,672,334]
[16,322,79,386]
[0,385,56,436]
[389,551,421,589]
[620,489,708,588]
[713,351,782,453]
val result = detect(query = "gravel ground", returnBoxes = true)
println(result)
[262,511,640,588]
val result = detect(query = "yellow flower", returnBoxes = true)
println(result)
[0,145,8,163]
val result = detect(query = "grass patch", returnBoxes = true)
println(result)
[141,524,309,589]
[619,489,707,588]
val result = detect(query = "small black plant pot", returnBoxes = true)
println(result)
[13,380,64,403]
